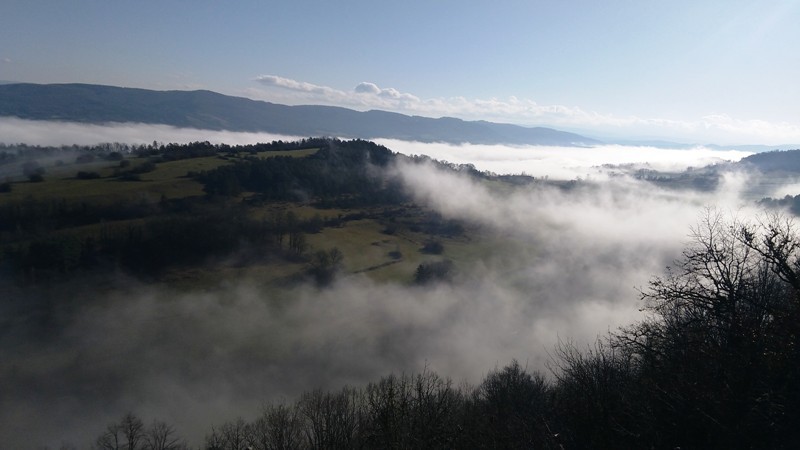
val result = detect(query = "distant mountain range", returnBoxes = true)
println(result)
[0,83,599,146]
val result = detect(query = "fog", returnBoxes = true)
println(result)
[376,138,753,179]
[1,117,751,177]
[0,121,769,448]
[0,117,302,147]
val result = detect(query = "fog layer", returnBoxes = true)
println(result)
[0,117,302,147]
[377,138,752,179]
[1,118,751,178]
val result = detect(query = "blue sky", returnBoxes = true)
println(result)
[2,0,799,144]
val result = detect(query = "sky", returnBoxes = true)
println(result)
[2,1,800,144]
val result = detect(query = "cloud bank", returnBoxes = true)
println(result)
[252,74,800,145]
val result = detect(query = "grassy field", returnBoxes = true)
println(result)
[0,148,319,205]
[2,157,219,203]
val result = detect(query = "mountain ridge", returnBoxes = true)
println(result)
[0,83,598,146]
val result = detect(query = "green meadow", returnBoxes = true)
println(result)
[1,142,506,288]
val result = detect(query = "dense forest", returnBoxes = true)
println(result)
[3,140,800,448]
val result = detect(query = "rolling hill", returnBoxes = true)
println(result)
[0,83,599,146]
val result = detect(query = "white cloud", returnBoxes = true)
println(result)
[700,114,800,143]
[354,82,380,94]
[250,75,800,145]
[254,74,334,95]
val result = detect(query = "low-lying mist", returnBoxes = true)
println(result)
[377,138,753,179]
[0,121,771,448]
[1,117,751,177]
[0,117,303,147]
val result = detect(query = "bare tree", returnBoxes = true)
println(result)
[95,413,145,450]
[473,360,551,448]
[95,422,124,450]
[616,209,800,447]
[205,417,247,450]
[144,420,185,450]
[298,387,363,449]
[120,413,145,450]
[362,369,462,448]
[246,403,304,450]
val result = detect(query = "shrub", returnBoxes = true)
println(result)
[421,240,444,254]
[414,259,454,284]
[76,171,101,180]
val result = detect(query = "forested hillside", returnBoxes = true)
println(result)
[740,149,800,172]
[0,138,475,284]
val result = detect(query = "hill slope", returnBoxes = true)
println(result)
[738,149,800,172]
[0,83,598,146]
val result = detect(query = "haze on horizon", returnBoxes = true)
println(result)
[2,0,800,145]
[0,117,755,181]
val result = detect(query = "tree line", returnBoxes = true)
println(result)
[0,138,333,163]
[0,200,330,281]
[194,139,408,207]
[0,138,339,186]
